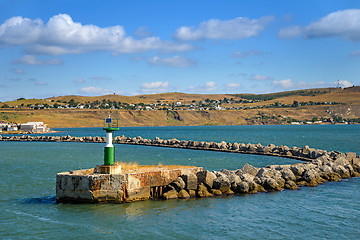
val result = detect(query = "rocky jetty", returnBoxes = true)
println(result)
[2,134,359,201]
[0,134,333,162]
[160,153,360,199]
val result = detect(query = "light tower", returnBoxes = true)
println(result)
[103,114,119,165]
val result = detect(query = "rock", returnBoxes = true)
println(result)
[210,189,223,196]
[213,175,231,193]
[237,181,249,193]
[290,164,305,177]
[241,163,259,176]
[232,143,240,150]
[223,189,234,195]
[303,169,322,187]
[170,177,186,191]
[178,189,190,199]
[197,171,216,189]
[162,190,178,200]
[333,157,350,166]
[281,169,296,182]
[262,177,283,191]
[188,190,196,198]
[284,180,299,190]
[196,183,213,198]
[332,165,351,178]
[180,174,198,190]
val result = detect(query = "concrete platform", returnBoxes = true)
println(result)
[56,165,203,203]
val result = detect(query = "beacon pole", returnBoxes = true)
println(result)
[103,114,119,165]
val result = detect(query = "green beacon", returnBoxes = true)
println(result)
[103,114,119,165]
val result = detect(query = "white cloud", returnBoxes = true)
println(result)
[249,74,273,81]
[350,50,360,56]
[224,83,241,91]
[174,16,274,41]
[278,9,360,41]
[148,56,196,67]
[141,81,169,93]
[13,55,62,65]
[79,86,115,95]
[232,50,264,58]
[188,81,218,93]
[338,80,353,88]
[272,78,294,89]
[0,14,193,55]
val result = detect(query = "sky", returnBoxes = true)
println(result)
[0,0,359,101]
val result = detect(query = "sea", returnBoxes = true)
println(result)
[0,125,359,239]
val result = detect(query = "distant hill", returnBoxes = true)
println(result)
[0,86,359,128]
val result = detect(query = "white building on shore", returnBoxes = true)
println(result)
[20,122,49,132]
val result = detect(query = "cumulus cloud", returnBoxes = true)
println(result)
[79,86,115,95]
[141,81,169,93]
[278,9,360,41]
[174,16,274,41]
[0,14,193,55]
[272,78,294,89]
[148,56,196,67]
[231,50,264,58]
[338,80,353,88]
[249,74,273,81]
[13,55,62,65]
[188,81,218,93]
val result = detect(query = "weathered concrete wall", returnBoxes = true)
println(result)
[56,166,203,203]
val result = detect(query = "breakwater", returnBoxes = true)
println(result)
[0,134,334,162]
[2,134,359,202]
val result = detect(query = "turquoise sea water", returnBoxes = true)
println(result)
[0,125,359,239]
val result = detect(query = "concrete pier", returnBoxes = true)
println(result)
[56,165,203,203]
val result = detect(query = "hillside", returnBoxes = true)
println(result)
[0,86,359,128]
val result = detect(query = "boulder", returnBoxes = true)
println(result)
[213,175,231,193]
[180,174,198,190]
[281,169,296,182]
[178,189,190,199]
[241,163,259,176]
[196,183,213,198]
[284,180,299,190]
[210,189,223,196]
[303,169,322,186]
[170,177,186,191]
[162,190,178,200]
[197,171,216,189]
[237,181,249,193]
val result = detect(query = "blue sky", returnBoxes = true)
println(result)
[0,0,359,101]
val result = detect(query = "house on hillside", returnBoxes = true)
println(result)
[20,122,50,132]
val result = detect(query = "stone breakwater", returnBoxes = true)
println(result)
[3,134,359,201]
[0,134,338,162]
[161,153,360,199]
